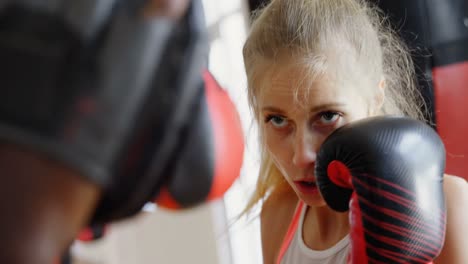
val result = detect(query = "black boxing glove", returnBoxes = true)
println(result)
[315,116,446,264]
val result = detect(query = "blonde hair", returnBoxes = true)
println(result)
[242,0,428,215]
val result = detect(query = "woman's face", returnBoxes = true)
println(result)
[257,57,382,207]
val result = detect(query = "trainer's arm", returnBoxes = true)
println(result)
[0,1,193,263]
[0,143,100,264]
[143,0,191,19]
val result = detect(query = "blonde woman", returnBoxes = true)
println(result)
[242,0,468,263]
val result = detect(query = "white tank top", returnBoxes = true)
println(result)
[280,203,350,264]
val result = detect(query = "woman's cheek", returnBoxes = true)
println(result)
[265,132,291,169]
[265,136,283,161]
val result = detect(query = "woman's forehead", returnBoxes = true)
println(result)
[256,53,347,87]
[254,58,368,111]
[257,62,334,98]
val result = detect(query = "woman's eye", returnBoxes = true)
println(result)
[318,111,341,125]
[265,115,289,128]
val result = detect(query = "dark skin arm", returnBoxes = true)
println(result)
[0,142,100,264]
[0,1,191,264]
[142,0,191,19]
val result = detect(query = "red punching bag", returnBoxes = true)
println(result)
[433,62,468,177]
[154,70,244,209]
[428,0,468,178]
[372,0,468,179]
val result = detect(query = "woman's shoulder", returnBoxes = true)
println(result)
[435,174,468,263]
[442,174,468,212]
[443,174,468,202]
[444,174,467,187]
[260,187,299,264]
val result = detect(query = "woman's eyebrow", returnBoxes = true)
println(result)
[261,106,286,114]
[261,103,345,114]
[309,103,346,113]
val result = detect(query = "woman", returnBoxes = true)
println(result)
[241,0,468,263]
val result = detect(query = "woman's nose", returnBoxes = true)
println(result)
[292,130,317,168]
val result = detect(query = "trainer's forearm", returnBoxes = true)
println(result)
[0,143,101,264]
[142,0,191,19]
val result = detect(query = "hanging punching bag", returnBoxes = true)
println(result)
[371,0,468,178]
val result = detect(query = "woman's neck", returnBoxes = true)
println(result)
[302,204,350,250]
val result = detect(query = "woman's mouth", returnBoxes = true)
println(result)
[294,180,320,195]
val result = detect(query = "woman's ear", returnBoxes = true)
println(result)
[377,78,385,108]
[369,78,385,116]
